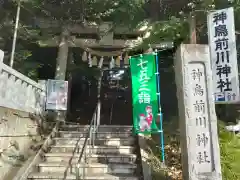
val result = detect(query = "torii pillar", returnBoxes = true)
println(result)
[55,28,70,80]
[54,28,70,123]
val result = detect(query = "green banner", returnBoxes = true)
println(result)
[130,53,159,134]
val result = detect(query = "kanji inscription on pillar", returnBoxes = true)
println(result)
[189,63,212,173]
[174,44,222,180]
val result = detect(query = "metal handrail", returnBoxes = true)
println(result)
[13,121,60,180]
[75,104,99,180]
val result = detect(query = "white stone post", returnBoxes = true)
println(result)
[174,44,222,180]
[82,51,87,62]
[109,56,115,69]
[92,56,98,66]
[98,56,104,68]
[38,80,47,114]
[124,53,129,65]
[0,50,4,105]
[0,49,4,68]
[115,56,120,67]
[88,53,92,67]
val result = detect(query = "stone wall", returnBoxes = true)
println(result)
[0,57,45,114]
[0,107,43,180]
[0,50,47,179]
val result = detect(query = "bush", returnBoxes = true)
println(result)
[146,118,240,180]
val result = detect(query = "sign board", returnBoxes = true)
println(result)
[46,80,68,110]
[150,41,174,49]
[108,69,125,80]
[129,53,159,134]
[174,44,222,180]
[207,7,239,103]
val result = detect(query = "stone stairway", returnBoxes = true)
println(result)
[27,124,141,180]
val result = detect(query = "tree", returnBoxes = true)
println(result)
[20,0,146,29]
[0,0,45,78]
[136,0,240,48]
[2,0,240,79]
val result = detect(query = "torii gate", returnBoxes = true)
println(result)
[35,19,145,79]
[35,20,146,123]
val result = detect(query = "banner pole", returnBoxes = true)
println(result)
[154,51,165,164]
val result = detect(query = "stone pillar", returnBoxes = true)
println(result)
[54,29,69,122]
[174,44,222,180]
[96,60,103,126]
[55,29,69,80]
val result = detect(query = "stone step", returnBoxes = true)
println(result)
[53,137,135,146]
[37,162,137,174]
[50,145,135,154]
[59,125,133,132]
[44,153,137,164]
[88,154,137,164]
[28,172,139,180]
[58,131,133,138]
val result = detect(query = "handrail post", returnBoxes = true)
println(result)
[83,148,86,179]
[89,127,92,158]
[76,163,80,180]
[93,111,96,148]
[75,105,98,180]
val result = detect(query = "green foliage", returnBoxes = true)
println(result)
[218,121,240,180]
[100,0,146,28]
[135,0,240,48]
[2,0,240,79]
[14,49,41,80]
[0,0,146,79]
[27,0,146,27]
[27,0,86,21]
[135,17,189,50]
[0,1,41,79]
[232,0,240,32]
[146,118,240,180]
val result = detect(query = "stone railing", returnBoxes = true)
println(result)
[0,50,46,114]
